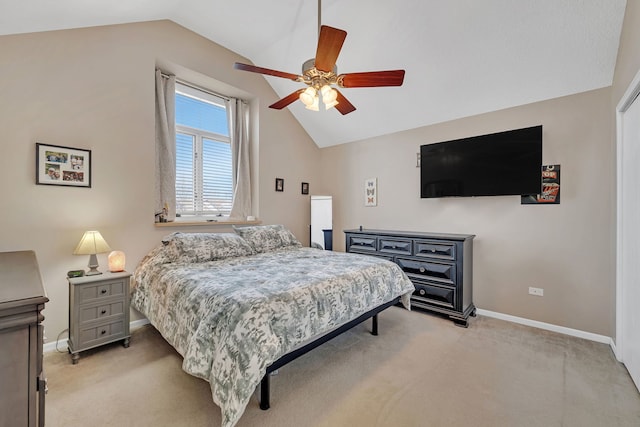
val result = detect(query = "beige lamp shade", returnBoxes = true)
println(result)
[108,251,126,272]
[73,231,111,275]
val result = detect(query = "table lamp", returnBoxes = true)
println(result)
[73,231,111,275]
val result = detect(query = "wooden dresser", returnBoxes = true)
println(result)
[0,250,48,427]
[345,229,475,327]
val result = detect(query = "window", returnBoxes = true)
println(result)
[175,83,233,217]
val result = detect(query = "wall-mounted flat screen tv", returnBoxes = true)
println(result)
[420,125,542,198]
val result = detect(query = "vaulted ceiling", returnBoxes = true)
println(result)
[0,0,627,147]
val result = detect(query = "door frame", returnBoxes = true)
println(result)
[615,67,640,364]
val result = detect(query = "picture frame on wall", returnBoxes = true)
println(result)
[275,177,284,192]
[36,143,92,188]
[365,177,377,206]
[301,182,309,195]
[521,164,560,205]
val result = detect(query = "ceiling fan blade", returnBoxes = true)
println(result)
[269,89,306,110]
[314,25,347,72]
[334,89,356,115]
[234,62,301,81]
[339,70,406,88]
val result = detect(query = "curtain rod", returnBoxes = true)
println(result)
[159,70,235,102]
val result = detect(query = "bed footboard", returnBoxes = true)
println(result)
[259,297,400,410]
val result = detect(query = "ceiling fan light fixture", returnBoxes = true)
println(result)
[305,94,320,111]
[233,18,404,116]
[324,99,339,110]
[320,85,337,101]
[319,85,338,109]
[300,87,317,106]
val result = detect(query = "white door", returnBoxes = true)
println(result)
[618,75,640,391]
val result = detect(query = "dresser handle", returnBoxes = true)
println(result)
[419,267,426,273]
[101,289,107,294]
[101,329,107,335]
[431,249,436,253]
[419,289,426,296]
[101,309,107,315]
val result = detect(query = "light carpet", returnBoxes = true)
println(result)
[44,307,640,426]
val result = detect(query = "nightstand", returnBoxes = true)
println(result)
[67,271,131,364]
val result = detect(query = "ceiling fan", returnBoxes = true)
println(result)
[233,2,405,115]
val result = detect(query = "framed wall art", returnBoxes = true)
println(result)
[275,177,284,192]
[36,143,92,188]
[521,164,560,205]
[365,177,377,206]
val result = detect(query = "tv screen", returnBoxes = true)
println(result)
[420,125,542,198]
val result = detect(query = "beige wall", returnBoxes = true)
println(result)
[0,21,320,342]
[320,87,614,336]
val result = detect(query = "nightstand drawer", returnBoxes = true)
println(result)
[396,257,455,286]
[79,301,124,324]
[346,234,378,252]
[78,279,125,304]
[378,238,412,255]
[414,240,456,260]
[412,281,455,309]
[78,319,125,348]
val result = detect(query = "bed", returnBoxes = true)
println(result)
[130,225,415,427]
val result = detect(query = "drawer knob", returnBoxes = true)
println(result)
[419,289,426,296]
[101,289,107,294]
[419,267,426,273]
[101,309,107,315]
[101,330,107,335]
[431,249,436,253]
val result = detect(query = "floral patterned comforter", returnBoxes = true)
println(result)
[131,246,414,427]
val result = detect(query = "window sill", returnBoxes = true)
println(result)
[155,218,262,227]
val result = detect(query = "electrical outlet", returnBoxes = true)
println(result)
[528,287,544,297]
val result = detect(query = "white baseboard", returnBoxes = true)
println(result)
[43,318,150,354]
[45,313,615,354]
[477,308,614,348]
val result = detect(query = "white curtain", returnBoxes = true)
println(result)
[155,69,176,222]
[227,97,252,219]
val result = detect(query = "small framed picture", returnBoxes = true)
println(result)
[275,178,284,192]
[36,143,91,188]
[301,182,309,195]
[365,177,377,206]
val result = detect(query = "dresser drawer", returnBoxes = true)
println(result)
[378,238,412,256]
[78,319,125,348]
[344,229,474,327]
[346,234,378,252]
[79,301,125,324]
[414,240,456,260]
[412,281,455,309]
[77,279,125,304]
[396,257,455,286]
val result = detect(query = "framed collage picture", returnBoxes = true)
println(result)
[36,143,91,188]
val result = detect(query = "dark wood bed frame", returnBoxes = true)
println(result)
[259,296,400,410]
